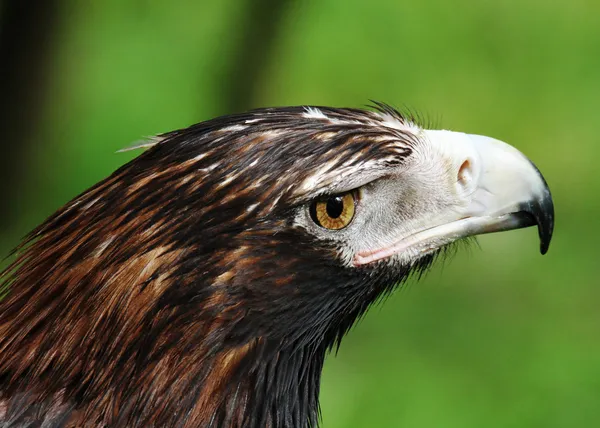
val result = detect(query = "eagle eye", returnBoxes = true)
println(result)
[309,191,357,230]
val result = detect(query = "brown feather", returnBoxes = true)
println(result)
[0,105,421,427]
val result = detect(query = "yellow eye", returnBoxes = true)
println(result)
[309,192,357,230]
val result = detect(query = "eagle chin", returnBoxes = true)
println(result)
[0,104,553,427]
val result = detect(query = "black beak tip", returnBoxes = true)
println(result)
[517,192,554,255]
[538,214,554,255]
[533,194,554,255]
[520,161,554,255]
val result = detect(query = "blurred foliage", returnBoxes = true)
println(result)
[1,0,599,427]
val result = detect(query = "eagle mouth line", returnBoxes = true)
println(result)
[353,212,536,266]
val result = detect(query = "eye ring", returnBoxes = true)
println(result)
[309,191,357,230]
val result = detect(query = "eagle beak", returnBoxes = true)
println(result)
[461,133,554,254]
[428,131,554,254]
[353,130,554,266]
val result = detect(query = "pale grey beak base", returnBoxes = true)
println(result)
[465,133,554,255]
[353,131,554,266]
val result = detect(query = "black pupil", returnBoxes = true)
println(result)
[326,196,344,218]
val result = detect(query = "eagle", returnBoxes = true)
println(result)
[0,104,553,427]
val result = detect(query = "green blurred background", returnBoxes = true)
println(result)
[1,0,598,427]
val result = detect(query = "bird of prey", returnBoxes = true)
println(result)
[0,104,553,427]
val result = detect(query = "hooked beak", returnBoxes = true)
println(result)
[455,133,554,255]
[354,131,554,266]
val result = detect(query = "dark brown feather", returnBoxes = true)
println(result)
[0,105,424,427]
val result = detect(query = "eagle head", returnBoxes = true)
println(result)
[0,104,553,427]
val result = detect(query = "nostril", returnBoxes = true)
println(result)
[458,159,473,187]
